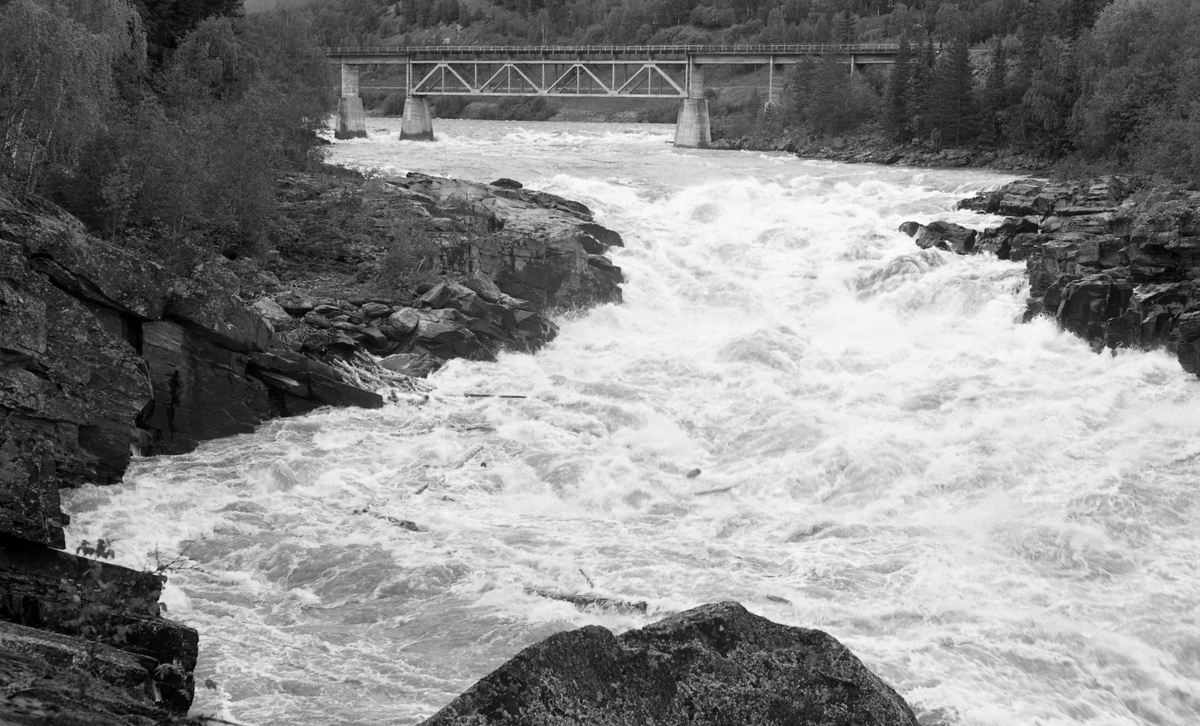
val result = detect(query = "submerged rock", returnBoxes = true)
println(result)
[898,220,977,254]
[421,602,918,726]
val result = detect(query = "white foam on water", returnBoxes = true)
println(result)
[64,119,1200,725]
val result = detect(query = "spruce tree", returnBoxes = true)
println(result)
[983,38,1008,142]
[1014,0,1044,98]
[883,35,912,141]
[906,36,936,140]
[837,12,856,45]
[933,36,978,146]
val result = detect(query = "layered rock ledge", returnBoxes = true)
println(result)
[901,176,1200,376]
[421,601,918,726]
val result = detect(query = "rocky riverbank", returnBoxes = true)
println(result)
[0,170,623,723]
[901,175,1200,376]
[712,124,1054,173]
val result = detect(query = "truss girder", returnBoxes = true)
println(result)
[407,60,688,98]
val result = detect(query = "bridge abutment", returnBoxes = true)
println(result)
[674,63,711,149]
[336,64,367,140]
[400,96,435,141]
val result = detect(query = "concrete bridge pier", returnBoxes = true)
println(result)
[400,95,435,141]
[766,62,786,110]
[674,62,711,149]
[336,64,367,139]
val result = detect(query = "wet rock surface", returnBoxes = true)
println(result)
[421,602,919,726]
[908,176,1200,375]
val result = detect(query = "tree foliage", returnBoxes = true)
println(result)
[135,0,243,65]
[0,0,144,193]
[2,0,334,261]
[1070,0,1200,177]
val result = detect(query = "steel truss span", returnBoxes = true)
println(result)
[407,60,688,98]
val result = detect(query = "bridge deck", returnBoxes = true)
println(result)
[325,43,900,63]
[328,44,898,101]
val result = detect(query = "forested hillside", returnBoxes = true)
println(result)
[296,0,1198,181]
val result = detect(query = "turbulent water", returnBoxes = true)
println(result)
[65,119,1200,726]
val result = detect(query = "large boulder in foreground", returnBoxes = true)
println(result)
[421,602,918,726]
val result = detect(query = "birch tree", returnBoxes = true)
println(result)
[0,0,143,193]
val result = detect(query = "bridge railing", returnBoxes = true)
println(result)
[324,43,900,57]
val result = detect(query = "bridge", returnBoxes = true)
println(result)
[326,44,900,148]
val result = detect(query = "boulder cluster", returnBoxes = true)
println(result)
[261,273,557,379]
[903,176,1200,375]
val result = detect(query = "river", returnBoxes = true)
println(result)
[64,119,1200,725]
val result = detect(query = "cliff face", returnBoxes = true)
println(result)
[903,176,1200,376]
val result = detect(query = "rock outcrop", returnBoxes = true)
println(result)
[903,176,1200,375]
[0,619,187,726]
[269,172,624,377]
[388,173,624,312]
[421,602,918,726]
[0,192,384,551]
[270,274,558,379]
[0,532,198,717]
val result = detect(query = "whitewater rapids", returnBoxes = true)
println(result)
[65,119,1200,726]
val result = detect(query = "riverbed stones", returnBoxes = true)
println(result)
[275,289,317,315]
[254,297,295,331]
[420,602,918,726]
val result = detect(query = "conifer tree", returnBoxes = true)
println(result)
[905,36,936,139]
[931,35,978,146]
[1013,0,1044,99]
[882,34,912,141]
[837,12,856,45]
[982,37,1008,141]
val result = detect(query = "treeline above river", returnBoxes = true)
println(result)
[303,0,1199,181]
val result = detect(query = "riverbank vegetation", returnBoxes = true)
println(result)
[0,0,333,261]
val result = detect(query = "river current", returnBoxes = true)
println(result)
[65,120,1200,725]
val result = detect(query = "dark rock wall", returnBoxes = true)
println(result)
[0,193,386,551]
